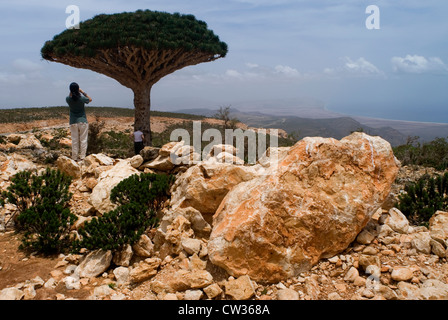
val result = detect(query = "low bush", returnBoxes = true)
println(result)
[73,203,152,251]
[73,173,174,252]
[110,173,175,212]
[0,168,77,254]
[393,137,448,170]
[396,172,448,226]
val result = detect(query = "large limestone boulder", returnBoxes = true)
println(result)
[208,133,399,283]
[169,157,264,221]
[89,160,140,214]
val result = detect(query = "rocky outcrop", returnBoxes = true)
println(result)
[208,133,400,283]
[3,129,448,301]
[169,157,262,220]
[89,159,140,214]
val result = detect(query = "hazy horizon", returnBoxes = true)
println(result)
[1,1,447,123]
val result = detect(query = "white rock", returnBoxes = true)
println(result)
[181,238,202,255]
[385,208,409,234]
[344,267,359,282]
[23,286,36,300]
[113,267,130,287]
[44,278,58,289]
[184,290,203,300]
[84,153,115,167]
[0,287,24,300]
[419,279,448,300]
[132,234,154,258]
[277,288,299,300]
[113,244,133,267]
[411,232,432,254]
[63,276,81,290]
[391,267,413,282]
[328,292,343,300]
[89,160,140,214]
[129,155,144,168]
[76,249,112,278]
[56,156,81,179]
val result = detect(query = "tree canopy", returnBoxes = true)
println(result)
[41,10,228,88]
[41,9,228,145]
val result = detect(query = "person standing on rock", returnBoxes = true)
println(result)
[133,127,145,155]
[66,82,92,161]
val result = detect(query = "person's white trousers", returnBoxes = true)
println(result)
[70,122,89,161]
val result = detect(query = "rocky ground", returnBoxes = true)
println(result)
[1,123,448,301]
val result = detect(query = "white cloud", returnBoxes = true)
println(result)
[391,55,448,74]
[169,62,303,84]
[324,57,384,78]
[0,58,44,85]
[274,65,300,77]
[12,59,43,73]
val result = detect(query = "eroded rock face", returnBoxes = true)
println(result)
[169,158,263,219]
[208,133,400,283]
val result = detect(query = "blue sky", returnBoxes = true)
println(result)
[0,0,447,122]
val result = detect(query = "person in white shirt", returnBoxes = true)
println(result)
[133,128,145,155]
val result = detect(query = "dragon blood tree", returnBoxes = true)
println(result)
[41,10,228,146]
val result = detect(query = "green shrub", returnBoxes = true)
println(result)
[73,203,152,251]
[393,137,448,170]
[73,173,174,252]
[110,173,175,212]
[0,168,77,254]
[396,172,448,226]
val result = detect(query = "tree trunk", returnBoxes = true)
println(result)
[133,86,152,146]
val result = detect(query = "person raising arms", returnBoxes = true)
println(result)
[66,82,92,161]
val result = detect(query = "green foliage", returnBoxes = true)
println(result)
[41,10,228,59]
[393,136,448,170]
[396,172,448,226]
[110,173,175,212]
[73,203,152,252]
[73,173,174,252]
[0,168,77,254]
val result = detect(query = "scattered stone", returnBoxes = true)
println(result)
[419,279,448,300]
[277,288,299,300]
[56,156,81,179]
[113,267,130,287]
[130,258,161,283]
[225,275,256,300]
[129,155,144,168]
[344,267,359,282]
[328,292,343,300]
[384,208,410,234]
[184,290,203,300]
[391,267,414,282]
[76,249,113,278]
[411,232,432,254]
[204,284,223,299]
[181,238,202,255]
[132,234,154,258]
[0,287,24,300]
[113,244,133,267]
